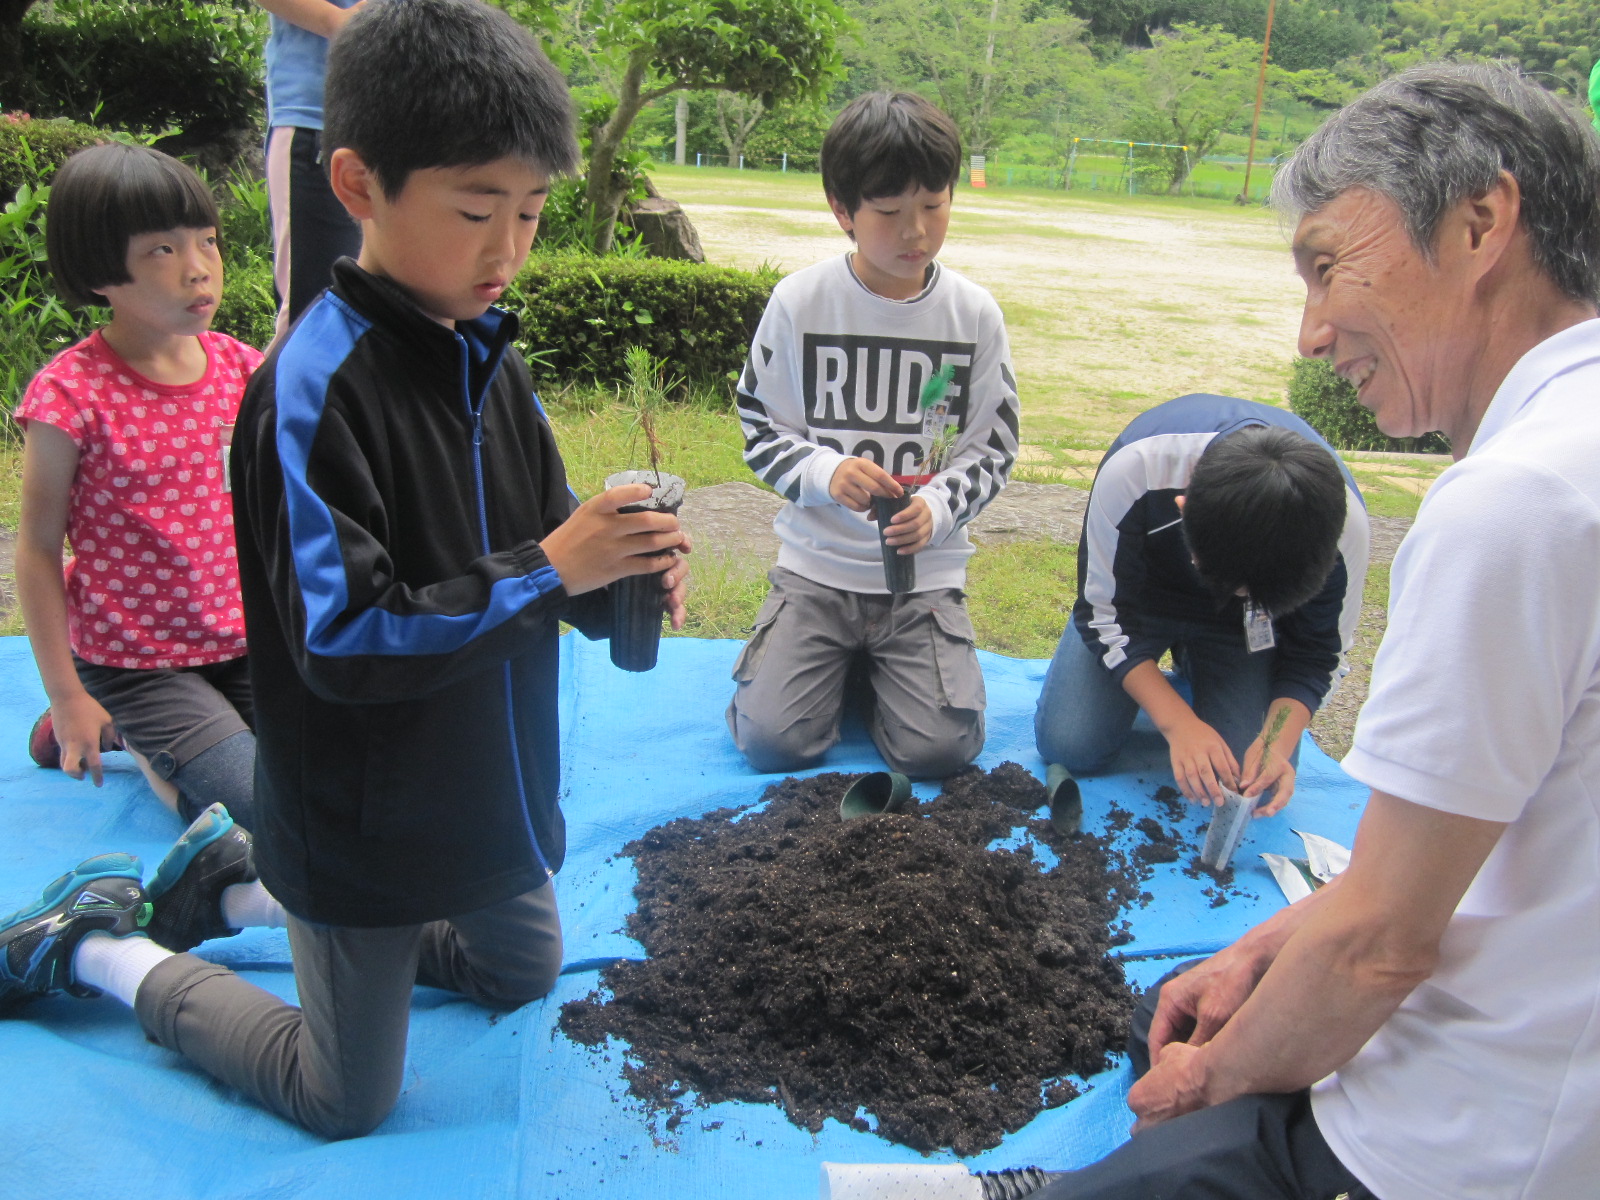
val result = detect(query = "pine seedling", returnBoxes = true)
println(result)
[913,364,959,479]
[1256,704,1292,777]
[622,344,674,483]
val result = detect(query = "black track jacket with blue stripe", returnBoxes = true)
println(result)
[1073,394,1369,715]
[231,260,608,926]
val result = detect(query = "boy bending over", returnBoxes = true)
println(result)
[729,92,1020,779]
[1035,395,1368,814]
[0,0,687,1138]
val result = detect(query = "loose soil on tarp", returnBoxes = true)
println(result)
[559,764,1139,1156]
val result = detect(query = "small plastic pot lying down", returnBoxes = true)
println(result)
[838,771,913,820]
[604,470,686,673]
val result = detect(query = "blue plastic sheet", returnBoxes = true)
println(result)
[0,635,1368,1199]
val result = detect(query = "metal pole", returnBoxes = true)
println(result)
[782,152,787,172]
[696,152,701,168]
[1239,0,1277,204]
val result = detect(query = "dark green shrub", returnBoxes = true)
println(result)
[212,255,277,352]
[0,115,106,204]
[1288,357,1449,454]
[507,254,777,390]
[17,0,264,151]
[0,181,96,426]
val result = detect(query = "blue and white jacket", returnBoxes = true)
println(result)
[231,260,609,926]
[1073,394,1369,714]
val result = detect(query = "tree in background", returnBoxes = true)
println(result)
[713,91,767,165]
[571,0,848,252]
[1118,23,1260,191]
[850,0,1093,157]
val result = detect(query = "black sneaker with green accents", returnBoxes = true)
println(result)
[0,852,150,1012]
[146,803,257,953]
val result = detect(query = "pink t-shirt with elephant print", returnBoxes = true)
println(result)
[15,329,262,668]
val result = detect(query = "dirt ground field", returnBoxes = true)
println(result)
[654,165,1308,474]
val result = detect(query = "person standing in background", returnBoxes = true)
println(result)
[256,0,366,337]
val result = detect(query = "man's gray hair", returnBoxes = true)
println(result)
[1273,61,1600,303]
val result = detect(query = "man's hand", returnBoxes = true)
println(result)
[828,457,901,513]
[1128,1041,1210,1133]
[1145,944,1274,1065]
[881,495,933,555]
[50,691,119,787]
[1164,714,1240,805]
[542,484,685,597]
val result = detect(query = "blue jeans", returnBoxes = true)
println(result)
[1034,616,1294,774]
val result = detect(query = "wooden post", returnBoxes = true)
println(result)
[1239,0,1278,204]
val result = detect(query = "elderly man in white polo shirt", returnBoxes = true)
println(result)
[1033,62,1600,1200]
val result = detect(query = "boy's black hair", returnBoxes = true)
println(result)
[1181,424,1348,617]
[45,143,220,309]
[821,91,962,217]
[324,0,578,197]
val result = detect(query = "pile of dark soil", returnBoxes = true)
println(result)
[559,764,1138,1155]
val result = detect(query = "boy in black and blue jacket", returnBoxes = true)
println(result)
[0,0,687,1138]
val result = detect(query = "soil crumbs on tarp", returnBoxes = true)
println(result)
[559,763,1138,1156]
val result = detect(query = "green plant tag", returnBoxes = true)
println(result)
[919,362,956,410]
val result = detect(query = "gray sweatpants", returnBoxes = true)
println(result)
[726,567,986,779]
[134,882,561,1139]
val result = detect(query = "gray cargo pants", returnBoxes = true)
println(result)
[727,567,986,779]
[134,881,561,1139]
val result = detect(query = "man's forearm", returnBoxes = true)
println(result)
[1182,791,1505,1103]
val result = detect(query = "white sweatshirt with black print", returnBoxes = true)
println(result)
[735,254,1020,594]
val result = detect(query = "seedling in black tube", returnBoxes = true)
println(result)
[874,365,959,593]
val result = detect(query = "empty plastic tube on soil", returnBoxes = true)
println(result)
[838,771,913,820]
[1199,787,1257,871]
[604,470,686,672]
[1045,763,1081,835]
[819,1162,1063,1199]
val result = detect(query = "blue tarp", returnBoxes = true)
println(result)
[0,635,1368,1199]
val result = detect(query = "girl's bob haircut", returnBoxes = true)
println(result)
[45,143,221,308]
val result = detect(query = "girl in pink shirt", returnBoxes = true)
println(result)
[14,144,262,827]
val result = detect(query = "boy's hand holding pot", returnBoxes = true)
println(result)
[829,457,932,554]
[543,484,692,627]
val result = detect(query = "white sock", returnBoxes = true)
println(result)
[72,931,172,1007]
[221,880,287,929]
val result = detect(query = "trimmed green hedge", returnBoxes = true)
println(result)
[15,0,264,151]
[505,254,777,389]
[0,116,106,205]
[191,252,778,390]
[1288,357,1449,454]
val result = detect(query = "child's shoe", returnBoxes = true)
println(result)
[27,709,59,769]
[145,803,257,953]
[0,853,149,1012]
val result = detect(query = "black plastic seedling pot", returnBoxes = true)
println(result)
[839,771,913,820]
[872,474,929,595]
[605,470,686,672]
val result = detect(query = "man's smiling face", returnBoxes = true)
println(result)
[1292,187,1480,443]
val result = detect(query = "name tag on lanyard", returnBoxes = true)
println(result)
[1244,599,1275,653]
